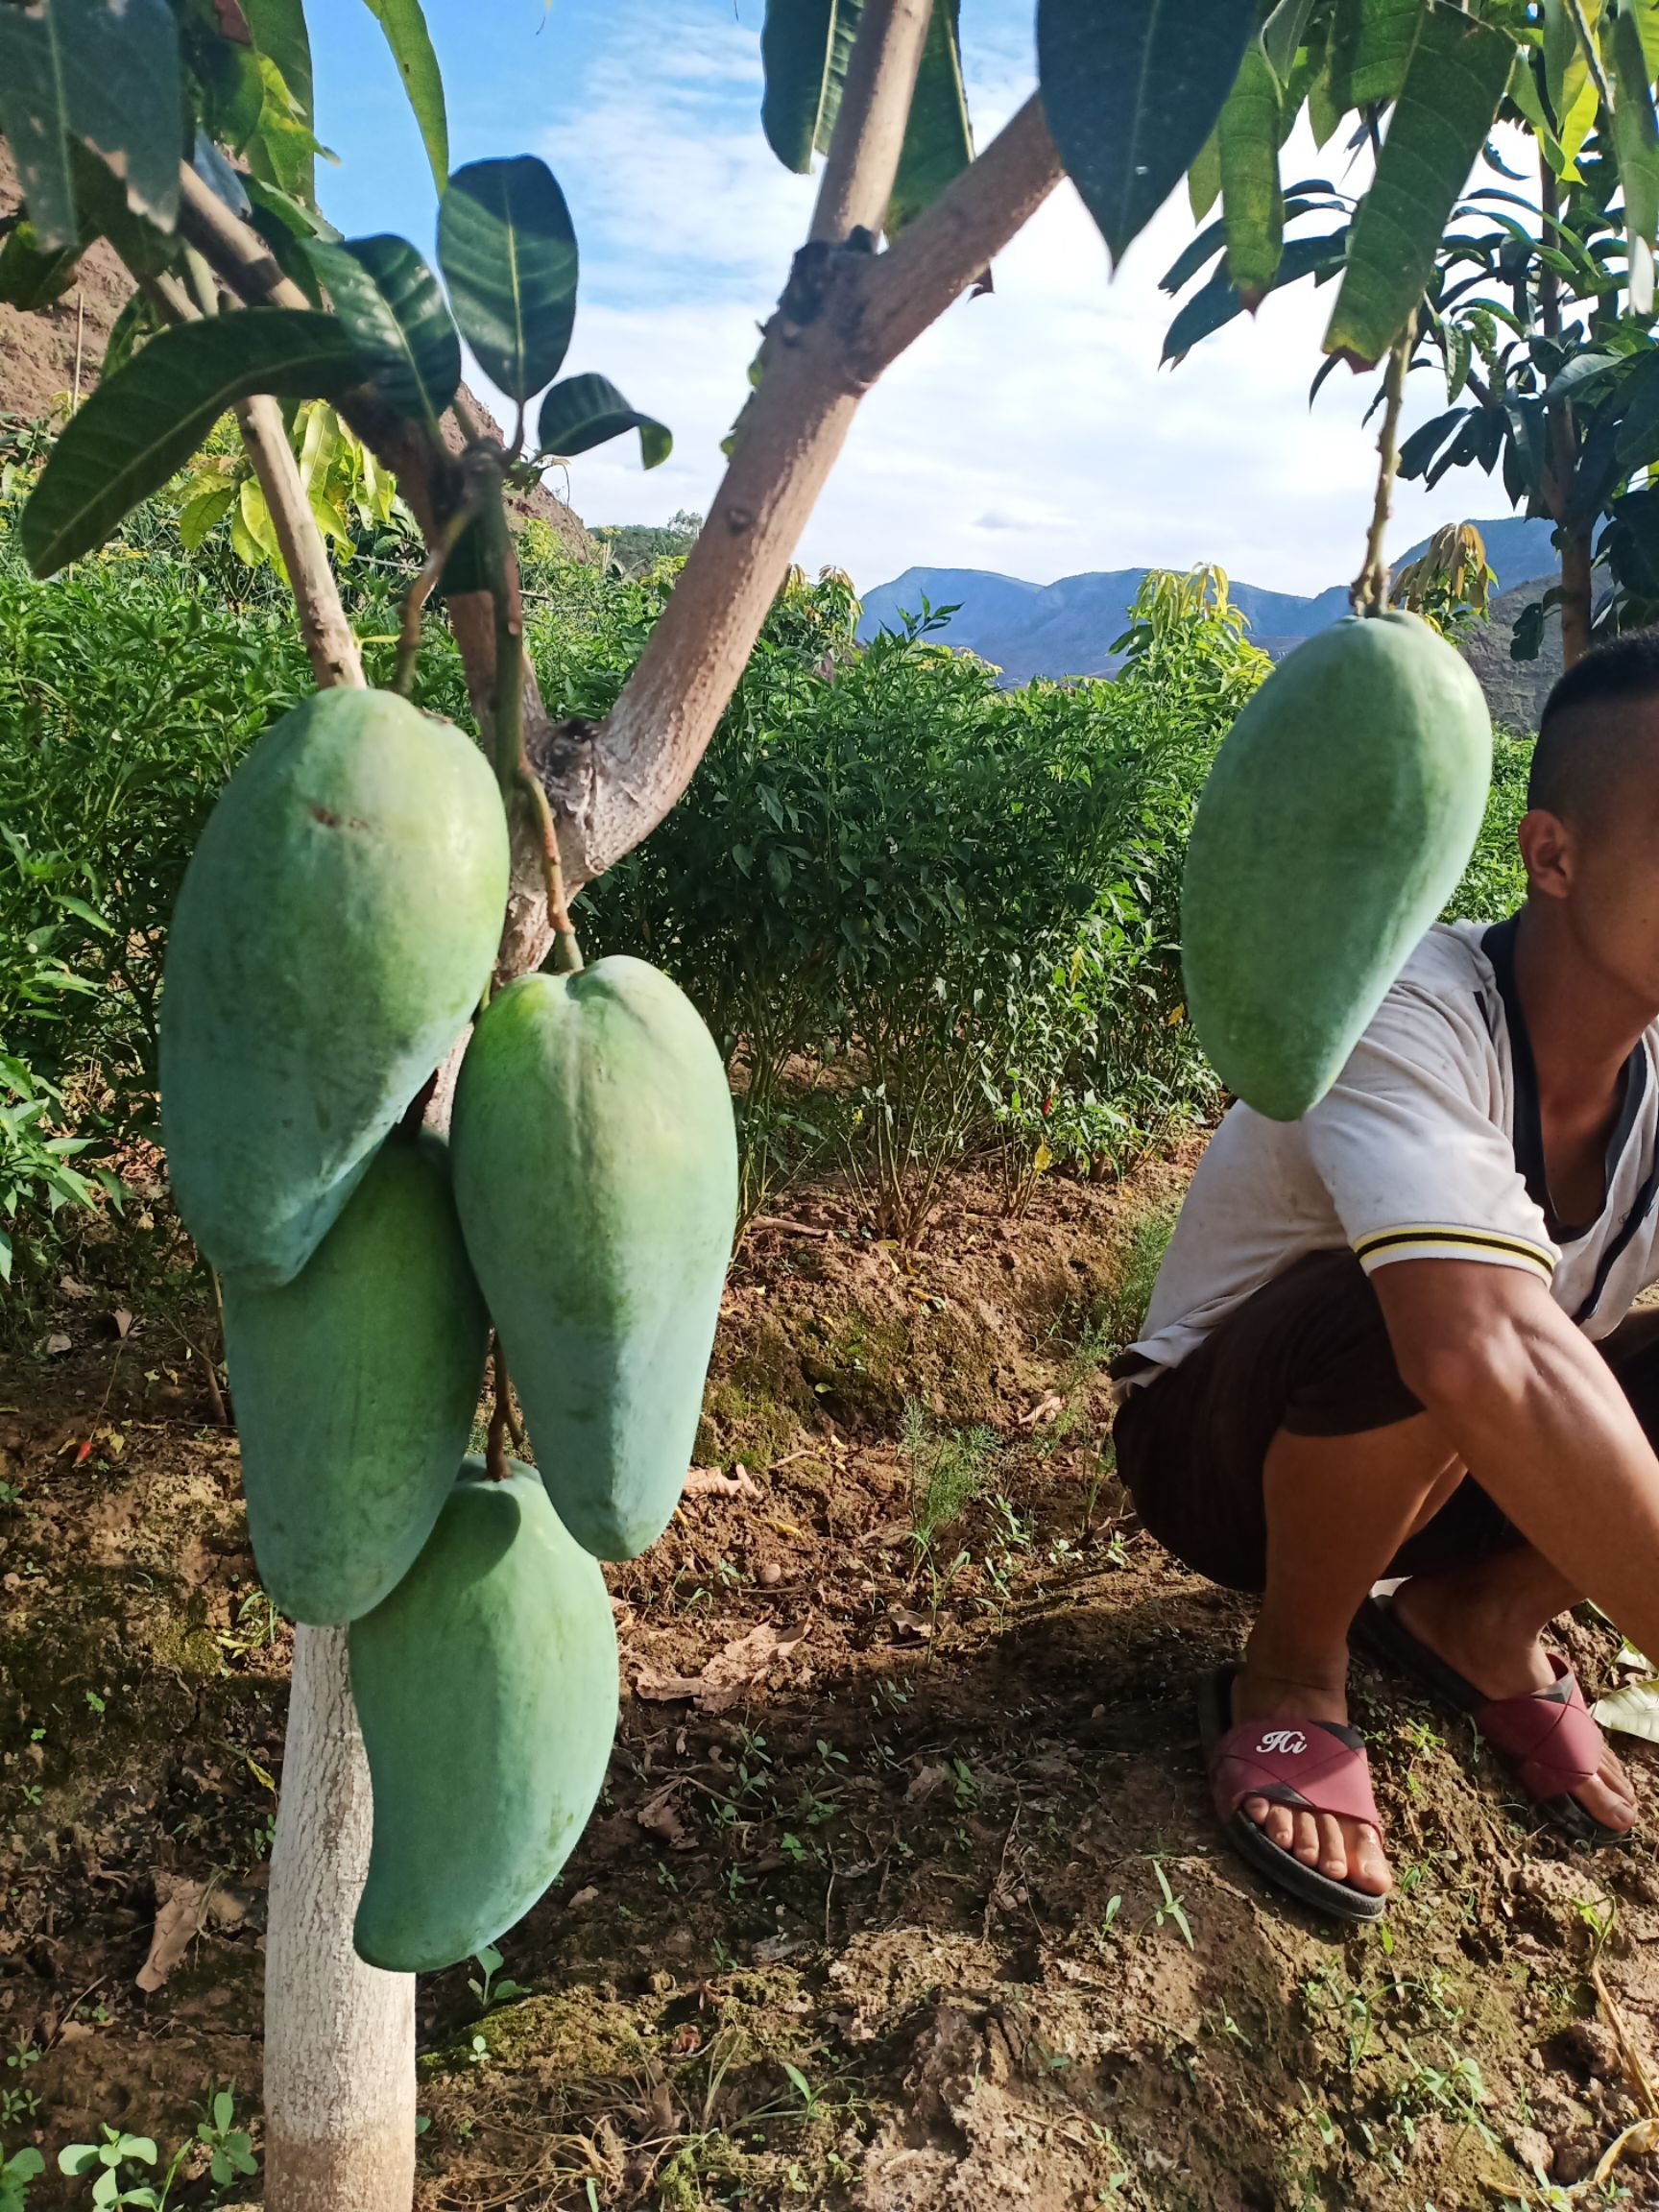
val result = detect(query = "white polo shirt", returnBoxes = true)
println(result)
[1124,917,1659,1380]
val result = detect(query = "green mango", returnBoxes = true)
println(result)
[161,686,509,1286]
[350,1456,618,1973]
[451,957,737,1560]
[1180,611,1492,1121]
[222,1134,489,1624]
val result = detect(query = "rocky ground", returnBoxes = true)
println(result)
[6,1150,1659,2211]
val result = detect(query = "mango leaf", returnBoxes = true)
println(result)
[301,234,460,433]
[21,311,363,577]
[1163,228,1347,362]
[1593,1673,1659,1742]
[1324,4,1517,367]
[1545,0,1604,169]
[889,0,974,235]
[1326,0,1422,110]
[760,0,863,170]
[248,53,322,206]
[438,156,577,404]
[537,373,671,469]
[1262,0,1314,80]
[0,223,83,311]
[242,0,314,131]
[1219,38,1284,300]
[0,0,182,252]
[103,291,163,377]
[1188,124,1223,220]
[179,477,241,554]
[360,0,449,194]
[1611,0,1659,314]
[1037,0,1261,268]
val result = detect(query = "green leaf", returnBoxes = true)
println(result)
[1037,0,1261,267]
[438,156,577,404]
[1163,228,1347,361]
[0,221,82,310]
[536,373,672,469]
[1611,0,1659,313]
[302,234,460,432]
[1545,0,1604,168]
[1188,125,1222,220]
[760,0,862,170]
[0,0,182,252]
[1218,38,1284,300]
[1326,0,1422,110]
[888,0,974,235]
[242,0,314,132]
[178,482,237,550]
[360,0,449,194]
[21,310,363,576]
[248,53,320,206]
[1262,0,1314,81]
[1323,3,1517,367]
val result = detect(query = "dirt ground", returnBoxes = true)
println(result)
[7,1150,1659,2211]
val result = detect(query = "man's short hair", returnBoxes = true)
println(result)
[1529,628,1659,822]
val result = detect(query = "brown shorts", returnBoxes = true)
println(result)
[1112,1249,1659,1593]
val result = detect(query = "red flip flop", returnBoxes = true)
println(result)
[1352,1592,1630,1846]
[1197,1665,1388,1922]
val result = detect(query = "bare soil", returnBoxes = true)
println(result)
[6,1153,1659,2211]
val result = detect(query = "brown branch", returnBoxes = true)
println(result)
[540,92,1065,887]
[809,0,935,244]
[235,396,366,690]
[1351,317,1414,614]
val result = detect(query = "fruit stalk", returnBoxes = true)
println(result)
[1350,315,1416,617]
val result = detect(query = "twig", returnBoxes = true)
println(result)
[1593,1962,1659,2118]
[515,762,584,973]
[1350,314,1416,615]
[486,1335,513,1482]
[393,477,488,697]
[235,393,367,689]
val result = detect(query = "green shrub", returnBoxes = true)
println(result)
[1446,727,1531,924]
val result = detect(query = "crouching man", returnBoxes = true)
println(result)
[1112,634,1659,1919]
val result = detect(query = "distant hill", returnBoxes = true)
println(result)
[857,517,1559,687]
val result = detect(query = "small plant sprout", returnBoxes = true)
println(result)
[196,2089,258,2190]
[0,2143,44,2212]
[467,1944,529,2012]
[1147,1860,1194,1949]
[57,2130,159,2211]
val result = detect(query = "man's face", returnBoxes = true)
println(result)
[1529,697,1659,1009]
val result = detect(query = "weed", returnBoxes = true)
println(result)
[0,2143,42,2212]
[1146,1859,1193,1948]
[903,1402,1000,1545]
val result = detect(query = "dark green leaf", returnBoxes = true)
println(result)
[1162,228,1347,361]
[1037,0,1261,267]
[760,0,862,171]
[70,139,180,278]
[1160,218,1227,295]
[1616,348,1659,466]
[102,291,163,377]
[360,0,449,193]
[0,0,182,252]
[1510,595,1549,661]
[1326,0,1421,110]
[1218,38,1284,298]
[301,234,459,430]
[1324,4,1517,366]
[1611,0,1659,313]
[21,311,363,576]
[1262,0,1314,80]
[1603,485,1659,594]
[0,222,82,310]
[889,0,974,234]
[1397,404,1473,479]
[537,373,672,469]
[438,156,578,403]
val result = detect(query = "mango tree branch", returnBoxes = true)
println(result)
[808,0,935,243]
[235,397,367,689]
[540,91,1066,887]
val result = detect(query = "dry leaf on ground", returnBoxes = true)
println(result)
[135,1873,209,1991]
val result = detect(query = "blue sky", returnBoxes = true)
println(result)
[308,0,1509,598]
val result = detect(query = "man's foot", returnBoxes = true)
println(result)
[1230,1660,1393,1897]
[1387,1575,1636,1835]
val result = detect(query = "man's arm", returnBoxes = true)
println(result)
[1373,1258,1659,1654]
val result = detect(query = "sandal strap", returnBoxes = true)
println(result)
[1474,1655,1606,1800]
[1210,1717,1382,1833]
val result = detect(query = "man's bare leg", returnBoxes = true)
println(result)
[1388,1547,1636,1833]
[1231,1414,1462,1897]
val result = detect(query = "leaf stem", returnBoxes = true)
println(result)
[1351,314,1416,615]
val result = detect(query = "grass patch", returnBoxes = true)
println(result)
[902,1400,1000,1545]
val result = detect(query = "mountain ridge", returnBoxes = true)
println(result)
[857,517,1558,685]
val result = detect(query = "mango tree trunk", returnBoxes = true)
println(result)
[265,1632,416,2212]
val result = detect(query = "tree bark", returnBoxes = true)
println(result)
[1561,523,1594,666]
[265,1628,417,2212]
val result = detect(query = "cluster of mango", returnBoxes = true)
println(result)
[159,687,736,1973]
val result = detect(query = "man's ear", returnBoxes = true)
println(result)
[1518,807,1574,901]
